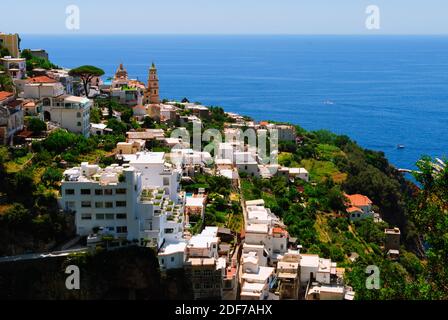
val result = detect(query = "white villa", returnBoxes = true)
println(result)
[42,95,91,137]
[60,162,185,249]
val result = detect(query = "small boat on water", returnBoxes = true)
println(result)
[397,144,405,149]
[323,100,335,105]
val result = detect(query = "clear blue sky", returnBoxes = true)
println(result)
[1,0,447,35]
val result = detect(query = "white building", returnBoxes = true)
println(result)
[244,200,288,266]
[182,227,225,299]
[235,151,259,177]
[46,69,75,95]
[60,162,185,250]
[158,226,223,272]
[22,82,65,99]
[42,95,91,137]
[1,56,26,80]
[90,123,109,136]
[169,148,212,176]
[217,142,237,162]
[170,148,212,167]
[19,76,65,99]
[299,254,320,286]
[158,241,187,270]
[240,251,275,300]
[120,151,181,202]
[345,194,375,221]
[0,95,24,145]
[260,123,297,142]
[287,167,309,182]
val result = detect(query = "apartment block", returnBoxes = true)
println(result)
[60,162,185,250]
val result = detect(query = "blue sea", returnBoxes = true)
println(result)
[21,35,448,171]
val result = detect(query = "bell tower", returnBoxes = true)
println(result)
[144,62,160,104]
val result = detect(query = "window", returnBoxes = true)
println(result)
[81,201,91,208]
[116,213,127,220]
[170,257,175,262]
[204,270,213,277]
[105,202,113,208]
[76,112,81,118]
[163,177,170,186]
[95,189,103,195]
[81,189,91,195]
[105,214,114,220]
[116,188,126,194]
[96,214,105,220]
[161,259,164,264]
[81,213,92,220]
[65,189,75,195]
[116,201,126,207]
[116,226,128,233]
[95,202,103,208]
[77,122,81,127]
[104,189,113,195]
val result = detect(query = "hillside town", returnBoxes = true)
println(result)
[1,31,439,301]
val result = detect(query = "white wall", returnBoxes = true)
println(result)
[61,169,140,240]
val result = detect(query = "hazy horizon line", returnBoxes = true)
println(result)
[18,33,448,37]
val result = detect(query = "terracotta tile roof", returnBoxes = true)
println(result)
[273,227,289,237]
[26,76,57,84]
[0,91,13,101]
[273,227,285,234]
[345,194,372,207]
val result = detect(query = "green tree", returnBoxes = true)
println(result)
[41,167,63,188]
[142,116,155,129]
[42,130,78,154]
[106,118,128,135]
[68,65,105,97]
[410,157,448,298]
[90,106,102,123]
[2,203,30,226]
[28,117,47,135]
[0,73,14,92]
